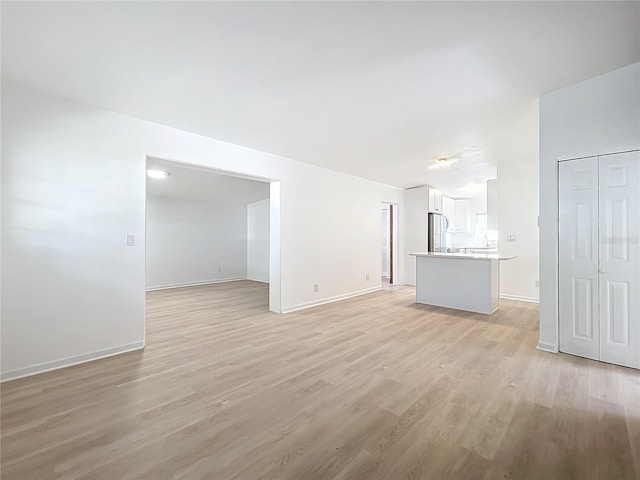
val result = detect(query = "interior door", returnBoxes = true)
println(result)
[559,156,600,361]
[598,151,640,369]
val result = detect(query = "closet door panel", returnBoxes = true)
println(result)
[599,151,640,369]
[559,157,600,360]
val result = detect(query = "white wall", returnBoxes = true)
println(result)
[247,198,270,283]
[478,100,541,304]
[497,160,540,302]
[404,186,428,285]
[146,195,249,289]
[487,179,498,230]
[0,82,405,380]
[539,62,640,352]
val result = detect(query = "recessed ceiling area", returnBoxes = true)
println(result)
[2,2,639,193]
[146,158,270,204]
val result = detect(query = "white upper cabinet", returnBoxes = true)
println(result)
[428,187,443,213]
[442,196,456,224]
[442,195,471,232]
[407,185,446,216]
[454,199,471,232]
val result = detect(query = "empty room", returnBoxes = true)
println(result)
[145,157,273,319]
[1,2,639,479]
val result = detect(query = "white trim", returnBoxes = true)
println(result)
[554,156,561,360]
[146,154,277,183]
[537,341,559,353]
[247,277,269,284]
[282,286,382,314]
[146,277,247,291]
[268,181,282,314]
[557,145,639,162]
[381,201,401,286]
[500,294,540,303]
[0,341,145,383]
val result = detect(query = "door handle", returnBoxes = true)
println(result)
[598,268,606,274]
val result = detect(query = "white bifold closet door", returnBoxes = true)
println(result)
[559,156,600,361]
[559,150,640,369]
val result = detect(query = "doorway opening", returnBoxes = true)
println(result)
[381,202,399,286]
[144,157,282,339]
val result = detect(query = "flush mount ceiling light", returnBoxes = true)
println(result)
[146,169,169,179]
[427,148,481,169]
[428,156,458,169]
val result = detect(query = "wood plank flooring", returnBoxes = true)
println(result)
[2,281,639,479]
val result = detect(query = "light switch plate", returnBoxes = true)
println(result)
[126,234,135,246]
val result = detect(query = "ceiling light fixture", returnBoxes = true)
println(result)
[428,157,458,169]
[146,169,169,179]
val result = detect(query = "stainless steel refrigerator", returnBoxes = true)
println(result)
[428,213,448,252]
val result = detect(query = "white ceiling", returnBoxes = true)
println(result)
[2,2,639,194]
[146,158,270,204]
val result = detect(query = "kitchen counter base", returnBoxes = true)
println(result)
[413,255,507,314]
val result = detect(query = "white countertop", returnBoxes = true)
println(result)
[410,252,516,261]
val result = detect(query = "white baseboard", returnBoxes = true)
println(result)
[0,341,145,383]
[500,293,540,303]
[537,341,558,353]
[146,277,247,291]
[246,277,269,284]
[282,286,382,314]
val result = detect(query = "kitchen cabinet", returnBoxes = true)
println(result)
[411,252,516,314]
[454,199,471,232]
[404,185,447,283]
[442,195,471,232]
[442,195,455,220]
[428,187,443,213]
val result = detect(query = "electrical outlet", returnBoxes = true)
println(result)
[507,235,516,242]
[535,280,540,288]
[314,284,319,293]
[126,234,135,247]
[218,267,222,273]
[366,273,370,281]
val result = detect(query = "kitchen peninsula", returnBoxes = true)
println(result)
[410,252,516,314]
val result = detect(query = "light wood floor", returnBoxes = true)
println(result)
[2,281,639,479]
